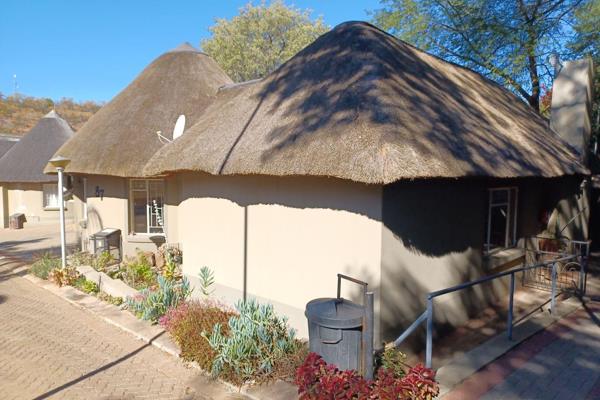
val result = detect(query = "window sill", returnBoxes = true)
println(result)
[127,234,166,244]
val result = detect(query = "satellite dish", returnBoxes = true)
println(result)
[172,114,186,140]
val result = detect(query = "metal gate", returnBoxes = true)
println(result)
[523,237,590,293]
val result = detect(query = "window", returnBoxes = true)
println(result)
[43,183,60,209]
[485,187,518,252]
[129,179,165,234]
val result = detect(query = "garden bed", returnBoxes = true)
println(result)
[29,250,439,398]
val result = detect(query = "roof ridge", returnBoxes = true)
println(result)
[167,42,205,55]
[44,109,59,119]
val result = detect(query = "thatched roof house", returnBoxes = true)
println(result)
[144,22,586,182]
[0,111,73,183]
[47,43,233,177]
[0,134,19,158]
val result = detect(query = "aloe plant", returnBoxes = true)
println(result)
[126,275,191,323]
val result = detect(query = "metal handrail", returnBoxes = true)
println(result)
[393,254,579,369]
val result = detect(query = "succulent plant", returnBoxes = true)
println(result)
[206,299,298,383]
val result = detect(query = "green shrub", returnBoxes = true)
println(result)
[206,299,301,385]
[68,251,94,267]
[160,300,237,372]
[72,276,99,294]
[380,346,408,379]
[115,252,157,289]
[161,257,181,281]
[126,275,191,323]
[82,279,99,294]
[98,292,123,306]
[94,251,114,272]
[30,253,60,279]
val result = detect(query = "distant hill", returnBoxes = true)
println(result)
[0,93,102,136]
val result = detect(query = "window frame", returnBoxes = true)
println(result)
[485,186,518,253]
[128,179,165,236]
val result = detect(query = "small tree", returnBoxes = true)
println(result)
[201,0,328,82]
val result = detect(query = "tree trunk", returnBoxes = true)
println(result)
[527,54,540,112]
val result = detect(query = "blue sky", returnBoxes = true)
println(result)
[0,1,381,102]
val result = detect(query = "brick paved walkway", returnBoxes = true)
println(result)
[444,299,600,400]
[0,257,205,400]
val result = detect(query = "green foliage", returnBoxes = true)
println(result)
[198,266,215,298]
[81,280,99,294]
[69,251,115,272]
[201,0,328,82]
[160,300,237,372]
[98,292,124,306]
[114,252,157,290]
[94,251,114,272]
[571,0,600,59]
[161,258,180,281]
[157,244,183,281]
[572,1,599,141]
[73,276,100,295]
[380,347,408,378]
[68,251,95,267]
[30,253,60,279]
[126,276,191,323]
[206,299,300,385]
[371,0,593,111]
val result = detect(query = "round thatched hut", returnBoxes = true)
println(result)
[142,22,588,344]
[46,43,233,256]
[0,110,74,227]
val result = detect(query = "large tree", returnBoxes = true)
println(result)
[201,1,328,82]
[572,0,600,138]
[372,0,594,113]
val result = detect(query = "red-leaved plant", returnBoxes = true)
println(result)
[295,353,439,400]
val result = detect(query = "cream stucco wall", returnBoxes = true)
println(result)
[380,176,588,348]
[81,175,178,257]
[176,172,383,341]
[72,170,587,350]
[380,180,489,347]
[0,185,8,228]
[0,181,85,229]
[0,182,81,227]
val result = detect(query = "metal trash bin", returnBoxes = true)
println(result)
[9,213,25,229]
[305,274,374,378]
[90,228,122,261]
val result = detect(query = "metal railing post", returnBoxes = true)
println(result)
[551,262,558,314]
[363,292,374,380]
[582,243,590,295]
[426,297,433,369]
[391,254,577,366]
[579,251,585,294]
[507,272,515,340]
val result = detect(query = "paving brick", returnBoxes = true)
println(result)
[446,299,600,400]
[0,258,210,400]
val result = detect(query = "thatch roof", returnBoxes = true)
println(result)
[0,111,73,183]
[0,134,19,159]
[46,43,232,177]
[144,22,587,183]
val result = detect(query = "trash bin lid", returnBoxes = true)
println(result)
[92,228,120,238]
[305,298,364,329]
